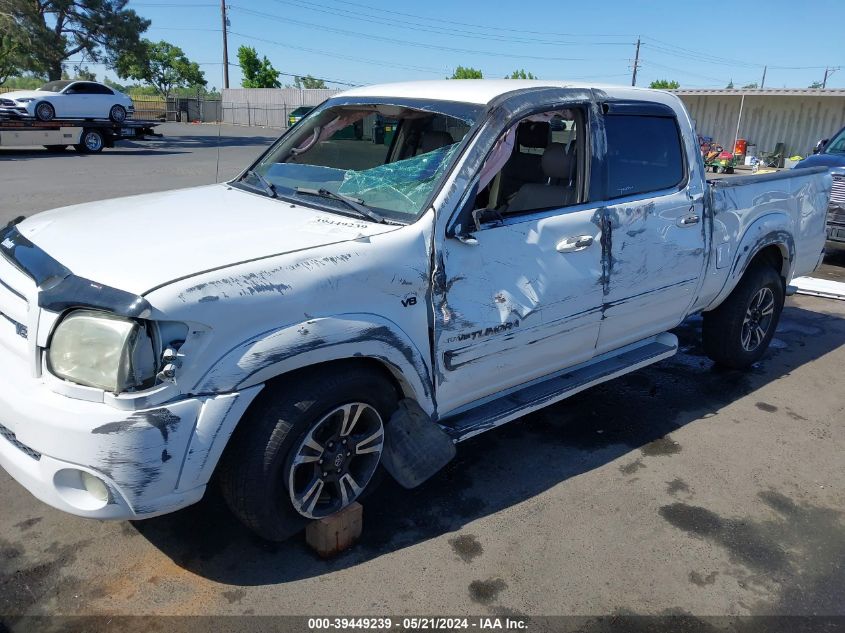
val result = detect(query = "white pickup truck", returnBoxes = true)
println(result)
[0,81,831,541]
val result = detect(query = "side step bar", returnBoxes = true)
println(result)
[442,332,679,443]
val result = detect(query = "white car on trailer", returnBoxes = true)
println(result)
[0,80,135,123]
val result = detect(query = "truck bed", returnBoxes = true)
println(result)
[696,166,830,310]
[0,117,161,149]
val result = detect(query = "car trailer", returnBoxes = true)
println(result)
[0,118,162,153]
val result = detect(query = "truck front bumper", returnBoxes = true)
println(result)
[0,359,261,520]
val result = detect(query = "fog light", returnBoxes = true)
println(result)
[54,468,112,511]
[81,471,110,503]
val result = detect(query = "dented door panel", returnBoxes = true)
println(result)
[433,207,604,416]
[595,188,706,353]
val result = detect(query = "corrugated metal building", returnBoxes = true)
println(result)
[672,89,845,158]
[221,87,845,156]
[222,88,342,128]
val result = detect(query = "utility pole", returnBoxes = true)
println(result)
[760,65,767,89]
[631,37,641,87]
[821,67,840,89]
[221,0,229,89]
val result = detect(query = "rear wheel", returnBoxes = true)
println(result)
[218,364,398,541]
[74,129,105,154]
[35,101,55,122]
[109,105,127,123]
[703,263,784,368]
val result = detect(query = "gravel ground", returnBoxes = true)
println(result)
[0,124,843,624]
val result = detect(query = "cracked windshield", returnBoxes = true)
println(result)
[248,102,479,221]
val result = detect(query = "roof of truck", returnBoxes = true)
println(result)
[337,79,675,106]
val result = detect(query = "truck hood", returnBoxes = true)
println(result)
[793,154,845,169]
[17,185,399,296]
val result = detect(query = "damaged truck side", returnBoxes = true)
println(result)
[0,81,830,540]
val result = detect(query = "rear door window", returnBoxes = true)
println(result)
[604,114,684,198]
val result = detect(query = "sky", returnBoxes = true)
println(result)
[84,0,845,91]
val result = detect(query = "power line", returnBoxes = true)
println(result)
[320,0,634,39]
[149,27,222,32]
[226,31,444,75]
[228,5,628,63]
[263,0,633,47]
[133,2,217,6]
[64,59,360,87]
[640,59,730,85]
[642,37,761,69]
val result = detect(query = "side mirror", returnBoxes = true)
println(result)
[448,181,480,245]
[813,139,829,154]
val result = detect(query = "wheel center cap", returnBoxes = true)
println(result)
[333,453,344,469]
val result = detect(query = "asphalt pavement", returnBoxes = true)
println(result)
[0,124,843,624]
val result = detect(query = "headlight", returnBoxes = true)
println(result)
[47,310,157,393]
[16,98,35,103]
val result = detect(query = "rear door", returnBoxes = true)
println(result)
[593,101,707,353]
[88,83,116,117]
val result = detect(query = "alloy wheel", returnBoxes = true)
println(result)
[287,402,384,519]
[741,287,775,352]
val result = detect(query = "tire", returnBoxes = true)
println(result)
[218,363,398,541]
[35,101,55,122]
[74,129,105,154]
[44,145,67,152]
[703,262,784,369]
[109,105,127,123]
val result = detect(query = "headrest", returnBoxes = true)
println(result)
[517,121,550,148]
[418,130,454,154]
[541,143,573,179]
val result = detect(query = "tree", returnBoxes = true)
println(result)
[4,0,150,81]
[0,21,23,85]
[726,79,735,89]
[115,40,206,98]
[104,77,129,92]
[506,69,537,79]
[237,45,281,88]
[294,75,327,89]
[72,65,97,81]
[450,66,483,79]
[742,82,758,89]
[809,80,824,89]
[649,79,680,89]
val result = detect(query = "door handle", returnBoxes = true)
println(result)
[556,235,594,253]
[677,214,700,227]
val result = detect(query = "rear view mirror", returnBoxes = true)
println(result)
[813,139,829,154]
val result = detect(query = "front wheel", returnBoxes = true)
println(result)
[703,263,784,368]
[218,364,398,541]
[35,101,55,121]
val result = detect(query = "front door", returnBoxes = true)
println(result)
[432,105,604,416]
